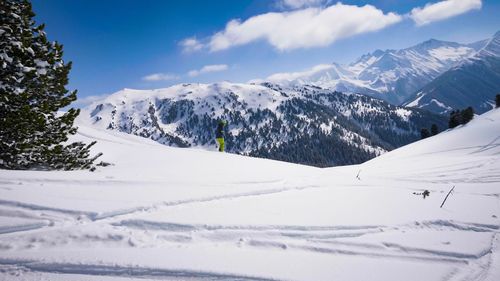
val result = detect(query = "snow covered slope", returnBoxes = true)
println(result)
[0,104,499,280]
[264,39,480,105]
[85,82,446,167]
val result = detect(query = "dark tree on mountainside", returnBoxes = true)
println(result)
[461,107,474,125]
[448,110,462,128]
[496,94,500,108]
[430,124,439,136]
[420,128,430,139]
[0,0,101,170]
[448,107,474,129]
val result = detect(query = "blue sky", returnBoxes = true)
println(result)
[31,0,499,105]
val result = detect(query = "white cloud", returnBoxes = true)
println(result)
[410,0,482,26]
[180,37,204,53]
[142,73,180,81]
[278,0,327,9]
[188,64,229,77]
[207,3,402,52]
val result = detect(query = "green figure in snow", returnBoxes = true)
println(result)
[215,120,226,152]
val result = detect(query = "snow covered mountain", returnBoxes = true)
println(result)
[81,33,500,166]
[1,106,499,281]
[264,38,485,105]
[85,82,446,167]
[404,31,500,114]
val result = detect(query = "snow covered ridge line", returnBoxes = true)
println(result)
[83,82,447,167]
[259,37,484,104]
[403,31,500,114]
[256,30,499,112]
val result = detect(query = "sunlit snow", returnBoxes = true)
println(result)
[0,109,499,280]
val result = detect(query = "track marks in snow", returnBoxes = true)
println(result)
[0,182,323,232]
[113,219,382,232]
[0,183,330,250]
[1,202,498,281]
[114,220,198,232]
[470,135,500,154]
[93,184,322,221]
[112,220,385,250]
[110,218,499,266]
[0,177,497,280]
[0,222,48,235]
[0,199,96,219]
[416,220,499,233]
[0,259,279,281]
[292,243,469,264]
[382,242,490,260]
[242,236,469,264]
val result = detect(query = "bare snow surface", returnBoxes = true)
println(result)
[1,109,500,281]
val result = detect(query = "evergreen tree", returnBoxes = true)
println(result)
[448,107,474,129]
[448,110,461,128]
[420,128,430,139]
[430,124,439,136]
[496,94,500,108]
[0,0,101,170]
[461,107,474,125]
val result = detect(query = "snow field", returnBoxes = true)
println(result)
[0,109,499,280]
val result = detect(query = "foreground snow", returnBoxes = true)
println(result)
[0,109,499,281]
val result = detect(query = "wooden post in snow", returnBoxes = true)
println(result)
[440,186,455,208]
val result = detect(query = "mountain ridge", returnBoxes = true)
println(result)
[262,38,480,105]
[80,33,500,166]
[84,81,446,167]
[404,31,500,114]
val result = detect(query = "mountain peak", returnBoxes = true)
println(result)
[409,38,457,52]
[423,38,441,43]
[350,49,386,68]
[419,39,445,46]
[371,49,386,57]
[263,36,481,106]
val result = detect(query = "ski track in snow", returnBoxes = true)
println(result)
[1,185,499,281]
[94,184,322,220]
[0,259,279,281]
[0,182,324,224]
[1,174,499,281]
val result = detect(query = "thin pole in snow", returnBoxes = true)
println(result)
[440,186,455,208]
[356,170,361,180]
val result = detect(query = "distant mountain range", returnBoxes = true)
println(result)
[404,31,500,113]
[83,31,499,167]
[84,83,446,167]
[263,31,500,114]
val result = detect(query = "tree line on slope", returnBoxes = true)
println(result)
[448,107,474,129]
[421,94,500,140]
[108,90,446,167]
[421,106,479,140]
